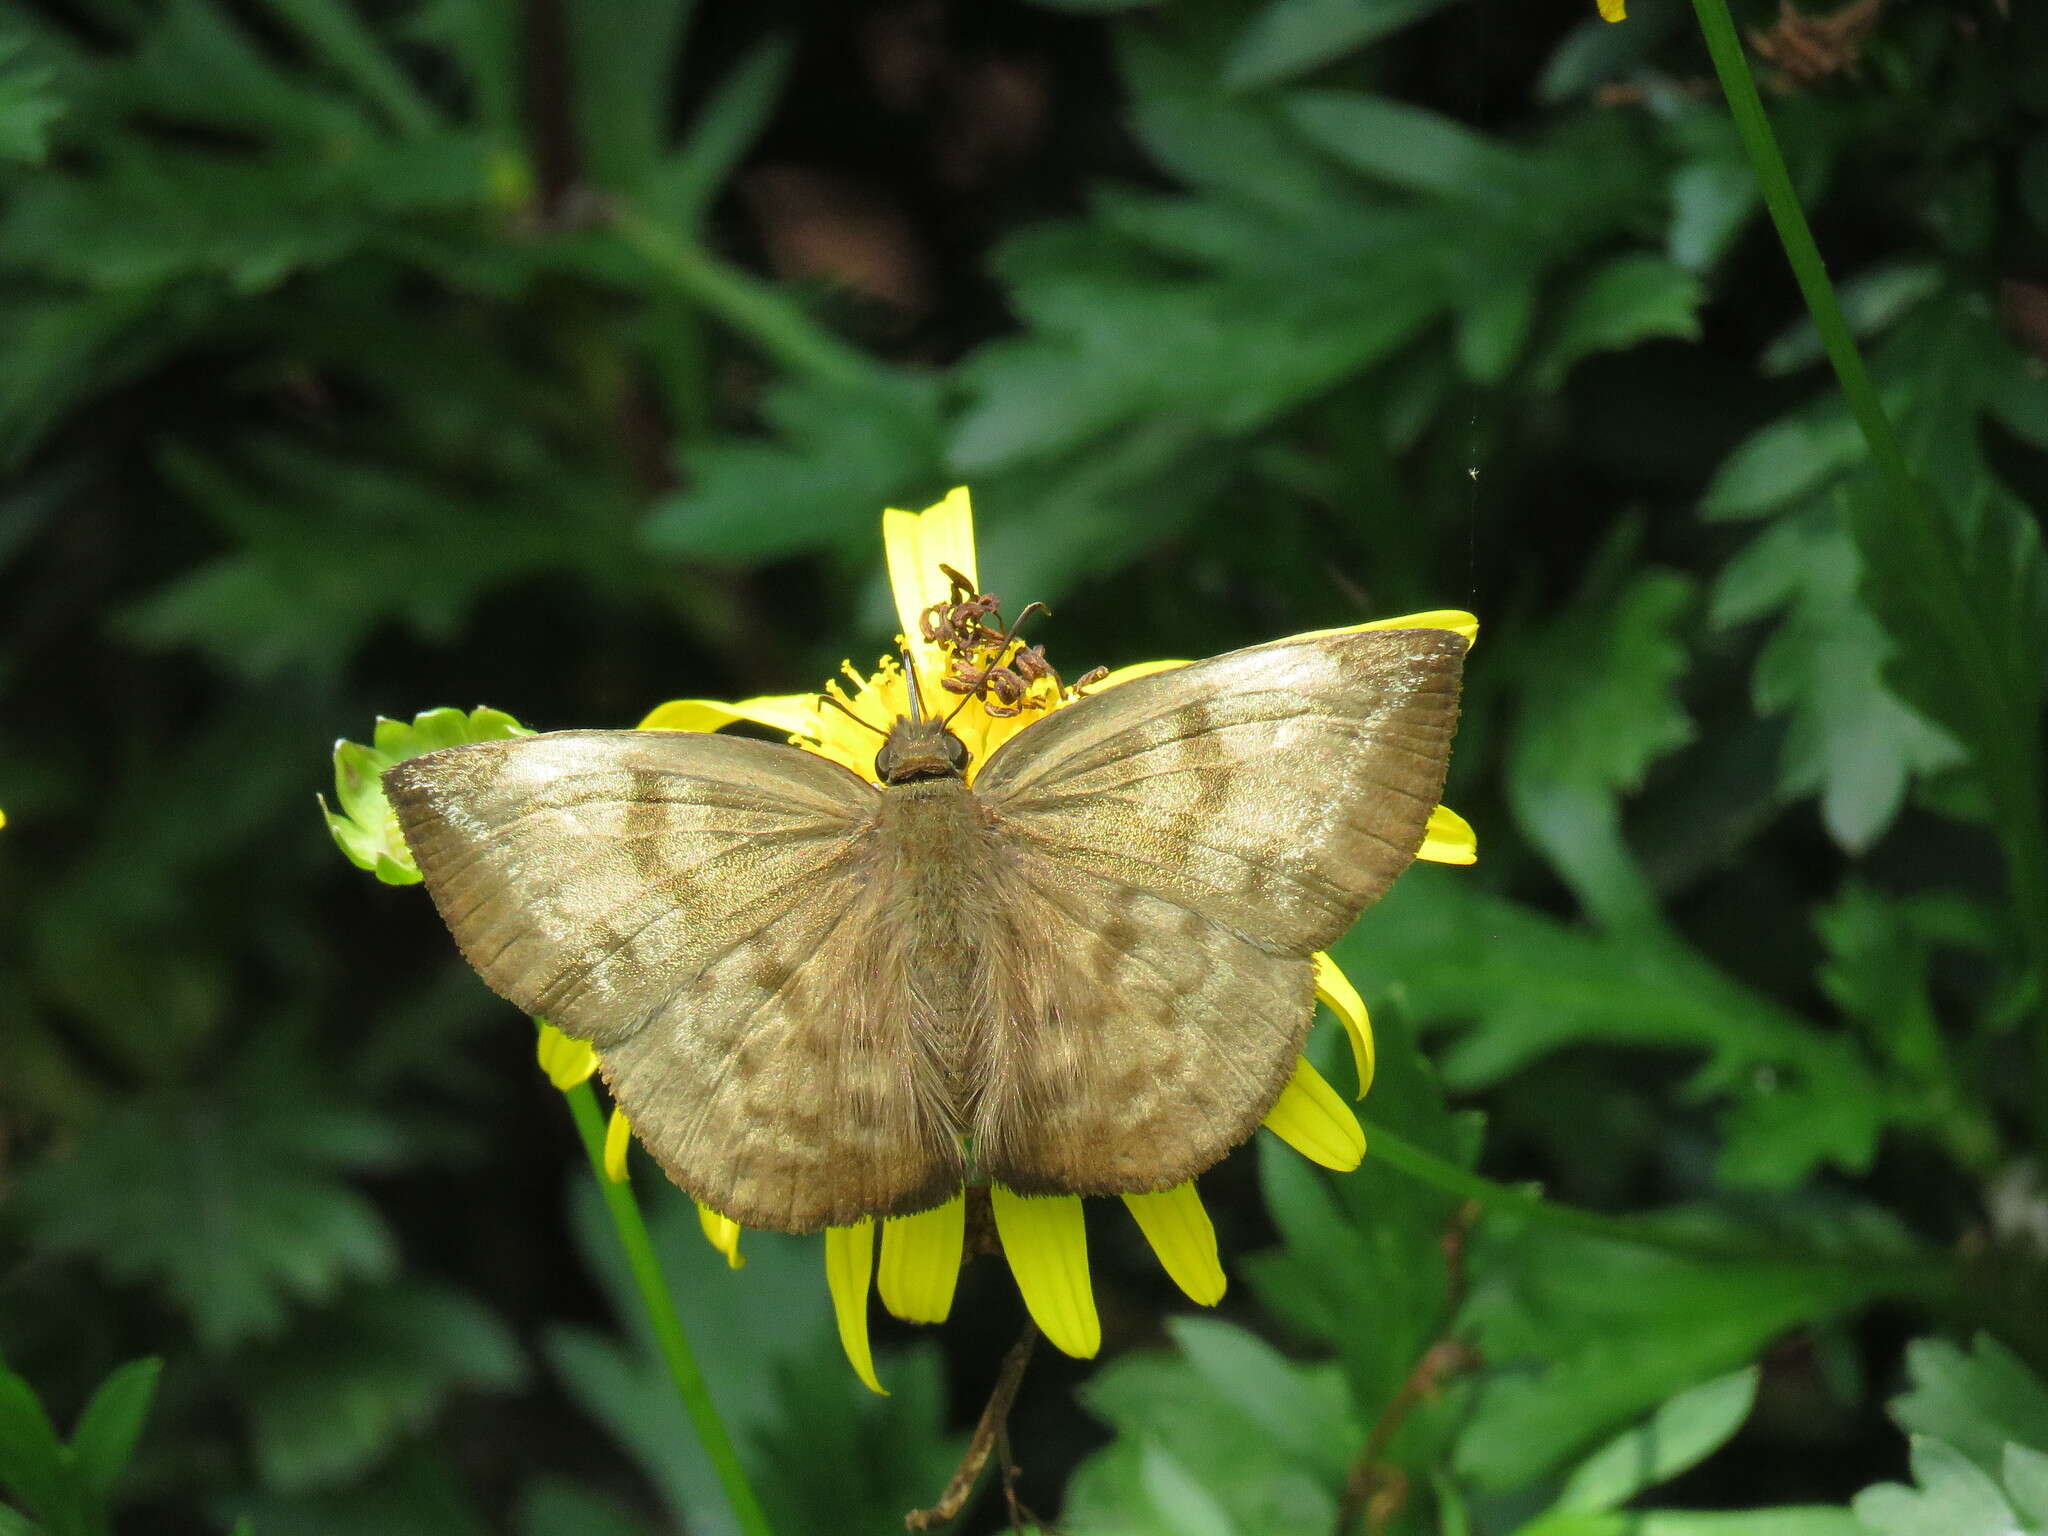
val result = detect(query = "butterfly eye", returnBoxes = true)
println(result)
[945,733,971,772]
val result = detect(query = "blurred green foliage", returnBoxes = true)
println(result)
[3,0,2048,1531]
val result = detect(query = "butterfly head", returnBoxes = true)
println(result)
[874,717,972,784]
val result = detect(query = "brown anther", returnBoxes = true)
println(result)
[1011,644,1051,682]
[1070,665,1109,696]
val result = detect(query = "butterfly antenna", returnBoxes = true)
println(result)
[816,692,889,739]
[942,601,1051,728]
[902,647,928,722]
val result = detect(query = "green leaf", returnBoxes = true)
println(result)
[1139,1444,1240,1536]
[1357,858,1918,1190]
[1281,91,1519,199]
[0,1361,66,1526]
[1891,1335,2048,1479]
[549,1180,959,1536]
[225,1444,491,1536]
[243,1281,524,1492]
[2007,1444,2048,1528]
[1549,1368,1760,1514]
[11,1049,404,1352]
[1849,478,2048,774]
[1521,1512,1868,1536]
[565,0,692,192]
[1223,0,1461,91]
[67,1358,162,1510]
[1760,263,1944,376]
[1854,1436,2023,1536]
[324,706,530,885]
[516,1477,649,1536]
[1710,506,1959,850]
[0,1506,45,1536]
[1701,409,1868,521]
[645,371,947,562]
[0,32,64,164]
[1456,1225,1897,1490]
[1244,991,1478,1420]
[649,35,793,228]
[1534,254,1703,389]
[1068,1329,1352,1536]
[1508,551,1696,928]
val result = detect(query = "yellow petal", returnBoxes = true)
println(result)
[1264,1057,1367,1171]
[696,1203,745,1269]
[603,1106,632,1182]
[824,1220,886,1395]
[1418,803,1477,865]
[878,1195,965,1323]
[535,1021,599,1091]
[1297,608,1479,649]
[1312,952,1375,1099]
[1121,1183,1226,1306]
[635,693,822,736]
[990,1185,1100,1358]
[883,487,978,700]
[1599,0,1626,19]
[1088,658,1191,691]
[0,808,7,828]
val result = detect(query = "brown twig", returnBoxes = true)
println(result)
[906,1321,1040,1531]
[1331,1202,1484,1536]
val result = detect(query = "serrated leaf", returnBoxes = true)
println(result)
[1701,410,1868,521]
[2006,1444,2048,1528]
[1549,1368,1760,1514]
[1535,254,1702,389]
[1891,1336,2048,1479]
[1854,1436,2022,1536]
[1711,506,1958,851]
[1072,1336,1349,1536]
[1761,263,1944,376]
[565,0,690,192]
[1508,554,1695,928]
[1139,1445,1239,1536]
[550,1180,958,1536]
[67,1357,162,1509]
[649,35,792,227]
[243,1280,524,1492]
[1243,981,1477,1419]
[11,1052,403,1352]
[1355,871,1898,1189]
[1224,0,1460,91]
[1282,90,1518,198]
[1458,1227,1895,1491]
[646,371,947,562]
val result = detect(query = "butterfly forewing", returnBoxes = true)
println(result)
[384,730,962,1230]
[968,628,1465,1194]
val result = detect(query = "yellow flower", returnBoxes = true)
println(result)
[629,488,1478,1388]
[1599,0,1626,19]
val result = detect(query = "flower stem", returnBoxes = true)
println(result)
[1361,1117,1954,1297]
[1687,0,2048,1111]
[610,203,873,391]
[562,1081,778,1536]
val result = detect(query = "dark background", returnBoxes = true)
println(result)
[3,0,2047,1532]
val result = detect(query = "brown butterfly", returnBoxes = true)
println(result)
[384,626,1464,1234]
